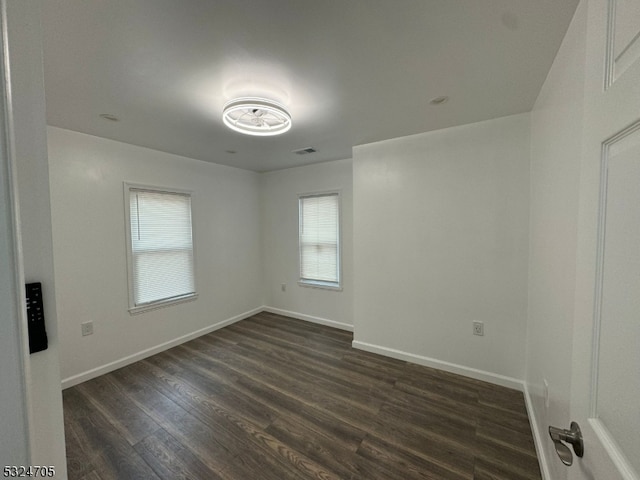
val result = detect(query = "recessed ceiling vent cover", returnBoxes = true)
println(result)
[222,98,292,136]
[293,147,317,155]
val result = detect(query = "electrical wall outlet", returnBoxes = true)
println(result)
[281,283,286,292]
[473,321,484,336]
[81,321,94,336]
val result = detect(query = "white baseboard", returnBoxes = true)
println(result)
[351,340,523,391]
[61,306,263,389]
[523,383,552,480]
[261,306,354,332]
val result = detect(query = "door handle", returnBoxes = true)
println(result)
[549,422,584,466]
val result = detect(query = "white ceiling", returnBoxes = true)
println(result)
[42,0,579,172]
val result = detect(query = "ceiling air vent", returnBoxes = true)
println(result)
[293,147,317,155]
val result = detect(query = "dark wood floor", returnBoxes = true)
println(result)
[63,312,542,480]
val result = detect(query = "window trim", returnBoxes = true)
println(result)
[297,190,342,291]
[124,182,198,315]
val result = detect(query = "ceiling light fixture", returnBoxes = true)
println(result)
[222,97,292,136]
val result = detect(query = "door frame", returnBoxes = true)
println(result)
[0,0,34,463]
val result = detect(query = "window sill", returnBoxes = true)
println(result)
[129,293,198,315]
[298,280,342,291]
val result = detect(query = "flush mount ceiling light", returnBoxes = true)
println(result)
[222,98,292,136]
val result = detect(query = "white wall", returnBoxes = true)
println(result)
[5,1,67,474]
[526,3,586,479]
[261,159,353,330]
[48,127,263,385]
[352,114,531,384]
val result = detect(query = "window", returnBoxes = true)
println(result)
[298,192,341,289]
[125,185,196,313]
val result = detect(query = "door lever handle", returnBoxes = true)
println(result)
[549,422,584,466]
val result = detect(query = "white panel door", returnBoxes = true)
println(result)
[569,0,640,478]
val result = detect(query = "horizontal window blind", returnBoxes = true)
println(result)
[129,188,195,306]
[299,193,339,285]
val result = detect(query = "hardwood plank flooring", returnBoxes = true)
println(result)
[63,312,542,480]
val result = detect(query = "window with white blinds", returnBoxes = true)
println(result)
[126,186,196,311]
[299,192,341,289]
